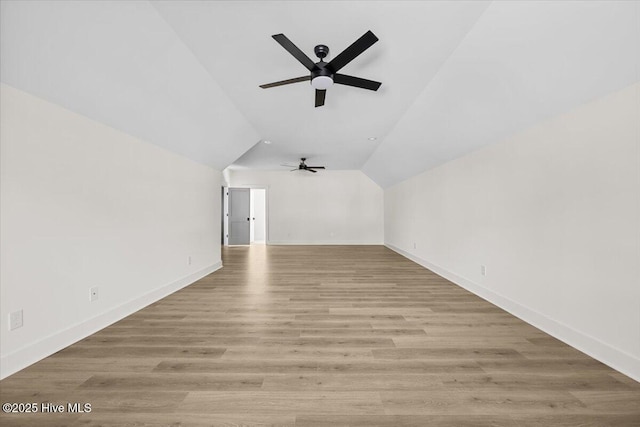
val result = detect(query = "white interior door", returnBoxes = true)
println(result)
[228,188,250,245]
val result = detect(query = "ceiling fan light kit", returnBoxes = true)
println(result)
[260,30,382,107]
[311,75,333,90]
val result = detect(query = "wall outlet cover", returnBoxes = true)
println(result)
[9,310,23,330]
[90,287,99,302]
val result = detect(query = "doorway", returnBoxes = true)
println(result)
[223,187,267,246]
[249,188,266,244]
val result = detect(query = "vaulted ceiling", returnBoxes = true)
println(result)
[2,1,638,187]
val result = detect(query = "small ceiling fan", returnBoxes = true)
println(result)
[282,158,326,173]
[260,31,381,107]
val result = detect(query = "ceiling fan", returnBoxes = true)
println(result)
[283,158,326,173]
[260,31,382,107]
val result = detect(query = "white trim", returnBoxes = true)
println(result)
[225,184,271,189]
[268,241,384,245]
[0,261,222,380]
[385,243,640,382]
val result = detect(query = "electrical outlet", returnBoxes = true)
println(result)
[188,256,192,265]
[9,310,23,330]
[413,242,417,249]
[481,265,487,276]
[90,287,99,302]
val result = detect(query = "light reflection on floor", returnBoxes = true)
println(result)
[224,244,271,309]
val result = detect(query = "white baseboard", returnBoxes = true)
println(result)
[0,261,222,380]
[385,243,640,382]
[267,241,383,245]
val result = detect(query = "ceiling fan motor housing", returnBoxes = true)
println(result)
[311,63,333,78]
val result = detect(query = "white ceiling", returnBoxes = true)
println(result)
[2,1,638,187]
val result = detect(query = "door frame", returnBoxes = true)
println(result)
[222,185,269,246]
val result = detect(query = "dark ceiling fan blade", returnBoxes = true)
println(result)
[327,30,378,73]
[272,34,317,71]
[315,89,326,107]
[334,74,381,91]
[307,166,325,169]
[260,76,310,89]
[290,168,299,172]
[306,168,317,173]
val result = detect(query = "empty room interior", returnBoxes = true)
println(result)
[1,1,639,426]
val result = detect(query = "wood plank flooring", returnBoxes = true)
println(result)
[1,245,638,426]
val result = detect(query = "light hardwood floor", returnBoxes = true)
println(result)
[1,245,639,426]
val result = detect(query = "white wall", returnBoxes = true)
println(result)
[384,83,640,381]
[228,170,383,245]
[0,84,222,379]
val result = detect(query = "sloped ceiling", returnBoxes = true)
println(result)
[362,1,640,187]
[2,1,638,187]
[0,0,261,170]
